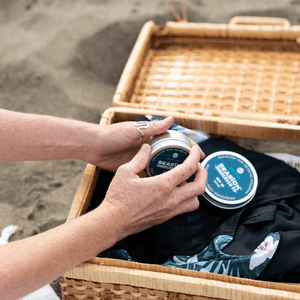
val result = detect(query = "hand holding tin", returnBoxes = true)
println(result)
[99,143,207,238]
[85,116,173,172]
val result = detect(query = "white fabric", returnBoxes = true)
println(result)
[0,225,19,245]
[19,284,59,300]
[0,225,60,300]
[267,153,300,172]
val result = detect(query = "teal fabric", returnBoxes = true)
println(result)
[163,232,280,279]
[102,232,280,279]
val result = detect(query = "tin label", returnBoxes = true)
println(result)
[203,152,256,203]
[148,147,189,176]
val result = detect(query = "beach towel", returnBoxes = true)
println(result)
[0,225,60,300]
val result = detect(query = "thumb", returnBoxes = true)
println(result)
[144,116,174,138]
[127,144,151,175]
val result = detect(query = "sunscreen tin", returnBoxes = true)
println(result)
[146,130,191,177]
[201,151,258,209]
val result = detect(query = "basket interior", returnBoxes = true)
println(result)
[63,108,300,300]
[128,36,300,125]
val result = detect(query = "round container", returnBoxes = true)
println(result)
[146,130,191,177]
[201,151,258,210]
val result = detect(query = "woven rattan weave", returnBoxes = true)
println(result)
[60,277,219,300]
[113,19,300,130]
[131,38,300,123]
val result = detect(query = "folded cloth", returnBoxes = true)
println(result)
[163,232,280,279]
[102,232,280,279]
[19,284,59,300]
[0,225,18,246]
[0,225,60,300]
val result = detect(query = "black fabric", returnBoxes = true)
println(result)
[88,137,300,281]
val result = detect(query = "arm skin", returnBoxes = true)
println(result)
[0,206,120,299]
[0,108,207,299]
[0,108,108,163]
[0,108,205,170]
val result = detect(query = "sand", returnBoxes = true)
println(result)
[0,0,299,298]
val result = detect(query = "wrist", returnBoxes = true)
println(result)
[78,123,109,166]
[82,205,124,257]
[71,122,100,162]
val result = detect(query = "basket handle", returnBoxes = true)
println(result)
[171,2,188,22]
[229,16,291,28]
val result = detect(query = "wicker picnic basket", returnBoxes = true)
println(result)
[60,108,300,300]
[61,11,300,300]
[112,12,300,140]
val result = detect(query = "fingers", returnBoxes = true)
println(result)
[167,163,207,211]
[160,144,202,187]
[176,163,208,199]
[157,155,207,217]
[172,196,200,216]
[132,116,173,140]
[131,118,206,161]
[122,143,151,175]
[158,164,207,220]
[189,138,205,159]
[146,116,173,136]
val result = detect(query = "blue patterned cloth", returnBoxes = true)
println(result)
[163,232,280,279]
[102,232,280,279]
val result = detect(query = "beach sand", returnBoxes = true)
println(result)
[0,0,299,298]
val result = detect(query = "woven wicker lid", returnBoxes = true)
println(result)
[113,12,300,129]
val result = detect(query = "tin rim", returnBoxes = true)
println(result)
[149,130,191,149]
[201,151,258,205]
[150,140,191,156]
[202,192,255,209]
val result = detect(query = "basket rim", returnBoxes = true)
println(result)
[101,107,300,128]
[63,259,300,298]
[101,107,300,144]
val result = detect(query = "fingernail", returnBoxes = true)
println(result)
[163,116,172,122]
[143,143,151,152]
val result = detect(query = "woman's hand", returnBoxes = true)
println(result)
[85,116,205,172]
[97,143,208,240]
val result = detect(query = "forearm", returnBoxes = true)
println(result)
[0,206,120,300]
[0,108,99,162]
